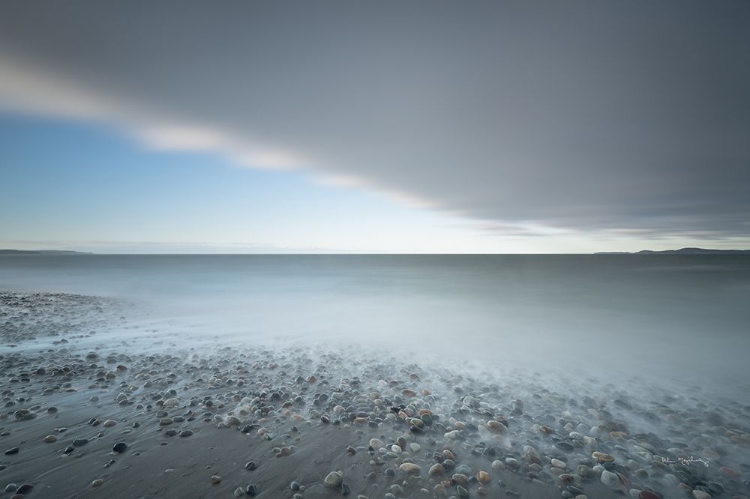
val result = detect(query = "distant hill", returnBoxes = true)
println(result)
[0,249,93,255]
[596,247,750,255]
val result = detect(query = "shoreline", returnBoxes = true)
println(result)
[0,291,748,499]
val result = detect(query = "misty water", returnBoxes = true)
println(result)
[1,254,749,390]
[2,254,750,499]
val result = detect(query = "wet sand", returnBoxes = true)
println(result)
[1,291,749,499]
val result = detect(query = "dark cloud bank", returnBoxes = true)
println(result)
[1,1,748,241]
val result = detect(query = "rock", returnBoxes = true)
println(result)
[15,484,33,494]
[457,485,469,498]
[492,460,504,470]
[523,445,540,464]
[369,438,383,449]
[409,443,420,453]
[577,465,596,478]
[455,464,472,475]
[112,442,127,453]
[4,447,19,455]
[103,420,116,427]
[551,458,567,469]
[73,438,89,447]
[91,479,104,487]
[324,471,343,489]
[487,420,508,432]
[179,430,193,437]
[44,435,57,443]
[452,473,469,485]
[245,461,257,471]
[639,491,662,499]
[210,475,221,484]
[692,492,711,499]
[601,470,621,489]
[444,430,461,440]
[399,463,421,475]
[429,463,445,476]
[13,410,35,421]
[592,451,615,463]
[719,467,740,478]
[245,484,259,496]
[556,442,575,452]
[290,481,300,491]
[5,484,17,492]
[477,470,491,483]
[505,458,520,471]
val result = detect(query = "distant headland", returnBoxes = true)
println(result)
[596,247,750,255]
[0,249,93,255]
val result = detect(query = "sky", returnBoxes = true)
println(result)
[1,1,749,253]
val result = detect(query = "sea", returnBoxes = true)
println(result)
[1,254,749,394]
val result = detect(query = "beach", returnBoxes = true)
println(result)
[1,289,748,499]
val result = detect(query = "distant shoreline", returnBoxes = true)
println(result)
[595,247,750,255]
[2,248,749,256]
[0,249,93,255]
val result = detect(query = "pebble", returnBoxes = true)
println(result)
[245,461,257,471]
[429,463,445,476]
[601,470,621,489]
[210,475,221,484]
[551,458,567,469]
[112,442,128,453]
[324,471,343,489]
[477,470,490,484]
[245,484,258,496]
[505,458,520,471]
[487,420,507,432]
[692,492,711,499]
[73,438,89,447]
[4,447,19,455]
[44,435,57,443]
[592,451,615,463]
[15,484,33,494]
[399,463,421,475]
[91,479,104,488]
[179,430,193,437]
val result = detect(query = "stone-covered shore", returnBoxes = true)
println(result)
[0,291,749,499]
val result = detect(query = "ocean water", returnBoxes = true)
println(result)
[1,254,749,391]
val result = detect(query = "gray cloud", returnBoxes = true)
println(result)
[1,1,748,240]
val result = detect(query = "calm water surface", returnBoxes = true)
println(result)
[1,254,748,389]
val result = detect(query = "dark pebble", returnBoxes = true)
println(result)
[73,438,89,447]
[16,484,33,494]
[112,442,128,453]
[4,447,19,455]
[245,461,257,471]
[555,442,574,452]
[245,484,258,496]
